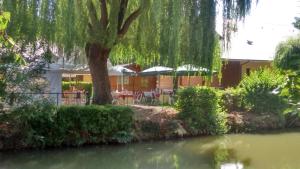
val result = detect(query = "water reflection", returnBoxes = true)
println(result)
[1,133,300,169]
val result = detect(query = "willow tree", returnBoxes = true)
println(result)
[293,17,300,30]
[1,0,253,104]
[274,36,300,103]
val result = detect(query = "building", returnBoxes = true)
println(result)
[220,55,272,88]
[62,56,272,94]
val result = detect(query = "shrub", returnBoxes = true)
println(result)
[56,105,134,145]
[62,81,93,94]
[220,87,245,112]
[176,87,227,135]
[239,68,287,114]
[274,37,300,115]
[1,103,134,149]
[10,100,57,148]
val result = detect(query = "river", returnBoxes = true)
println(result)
[0,132,300,169]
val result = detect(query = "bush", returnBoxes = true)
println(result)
[220,87,245,112]
[1,103,134,149]
[62,81,93,94]
[176,87,227,135]
[57,105,134,145]
[239,68,287,114]
[9,100,57,148]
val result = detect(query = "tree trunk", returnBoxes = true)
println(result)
[173,75,179,94]
[86,43,113,105]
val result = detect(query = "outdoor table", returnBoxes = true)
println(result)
[160,89,173,104]
[119,92,134,105]
[143,91,160,104]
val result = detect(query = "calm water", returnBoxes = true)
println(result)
[1,132,300,169]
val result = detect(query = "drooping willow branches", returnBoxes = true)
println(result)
[1,0,253,73]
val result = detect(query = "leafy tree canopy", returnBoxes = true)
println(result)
[0,11,15,48]
[274,36,300,106]
[274,36,300,72]
[0,11,46,107]
[1,0,253,72]
[1,0,255,104]
[293,17,300,30]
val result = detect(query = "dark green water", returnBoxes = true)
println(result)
[1,132,300,169]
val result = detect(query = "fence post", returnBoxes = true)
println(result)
[56,93,59,106]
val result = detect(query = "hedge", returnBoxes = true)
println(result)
[1,102,134,149]
[62,81,93,94]
[176,87,227,135]
[57,105,134,145]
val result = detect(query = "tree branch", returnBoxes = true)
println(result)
[99,0,108,27]
[87,0,100,29]
[117,0,129,31]
[118,8,141,37]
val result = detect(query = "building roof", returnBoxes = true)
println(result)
[221,54,273,61]
[222,56,273,62]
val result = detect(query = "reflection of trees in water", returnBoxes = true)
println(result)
[0,140,209,169]
[0,137,253,169]
[0,142,185,169]
[209,136,252,169]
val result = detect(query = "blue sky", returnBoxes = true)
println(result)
[219,0,300,60]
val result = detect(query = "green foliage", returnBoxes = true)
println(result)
[0,51,27,101]
[274,35,300,119]
[0,12,31,105]
[220,87,245,112]
[0,50,45,108]
[293,17,300,30]
[56,105,134,145]
[274,36,300,102]
[10,100,57,148]
[62,81,93,94]
[239,69,287,114]
[0,11,15,48]
[1,0,254,105]
[2,104,134,148]
[274,36,300,72]
[0,11,10,32]
[2,0,254,72]
[176,87,227,135]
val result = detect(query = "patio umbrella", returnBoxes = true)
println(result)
[111,65,136,91]
[176,64,209,87]
[176,64,208,76]
[61,62,136,91]
[139,66,173,76]
[139,66,174,91]
[112,65,136,75]
[61,61,128,76]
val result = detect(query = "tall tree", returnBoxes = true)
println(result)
[0,11,46,107]
[274,36,300,102]
[293,17,300,30]
[1,0,254,105]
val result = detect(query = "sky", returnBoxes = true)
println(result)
[219,0,300,60]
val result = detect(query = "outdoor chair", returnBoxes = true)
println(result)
[133,91,144,104]
[111,91,120,105]
[142,91,160,105]
[152,91,160,105]
[142,91,154,104]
